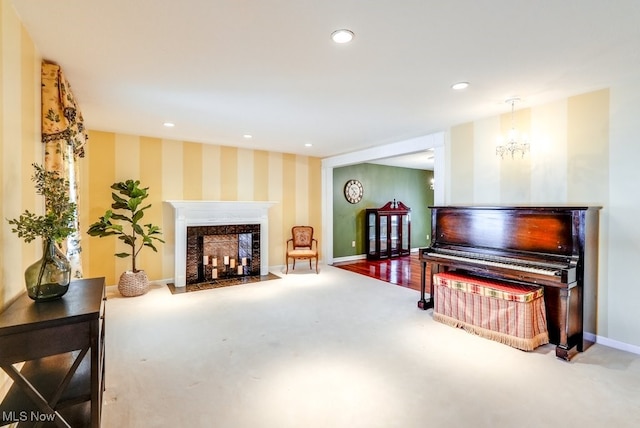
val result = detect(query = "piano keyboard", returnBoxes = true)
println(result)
[425,249,564,277]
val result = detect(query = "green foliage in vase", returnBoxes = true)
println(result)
[87,179,164,272]
[7,163,77,243]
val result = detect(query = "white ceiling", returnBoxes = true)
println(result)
[10,0,640,164]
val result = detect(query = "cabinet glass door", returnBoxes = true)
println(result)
[368,213,376,256]
[390,215,399,253]
[402,214,409,252]
[379,215,387,254]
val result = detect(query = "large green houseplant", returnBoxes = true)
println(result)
[7,164,76,301]
[87,179,164,297]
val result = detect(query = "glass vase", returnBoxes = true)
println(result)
[24,238,71,302]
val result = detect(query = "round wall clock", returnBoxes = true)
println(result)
[344,179,364,204]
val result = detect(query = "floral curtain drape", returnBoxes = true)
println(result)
[41,61,88,279]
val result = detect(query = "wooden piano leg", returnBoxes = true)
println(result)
[554,286,584,361]
[555,346,573,361]
[417,261,434,310]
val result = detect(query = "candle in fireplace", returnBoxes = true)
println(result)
[212,257,217,267]
[203,255,209,265]
[230,258,236,269]
[237,265,243,275]
[212,268,218,279]
[224,256,229,265]
[242,257,247,266]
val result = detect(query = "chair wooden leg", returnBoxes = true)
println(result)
[286,256,319,274]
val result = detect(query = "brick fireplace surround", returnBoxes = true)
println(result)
[165,201,277,288]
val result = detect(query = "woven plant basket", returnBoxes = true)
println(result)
[118,270,149,297]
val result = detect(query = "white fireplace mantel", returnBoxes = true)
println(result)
[165,200,277,287]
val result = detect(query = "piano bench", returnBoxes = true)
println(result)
[432,272,549,351]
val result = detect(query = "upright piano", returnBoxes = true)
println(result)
[418,206,600,360]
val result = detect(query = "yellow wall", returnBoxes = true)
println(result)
[0,0,41,393]
[448,90,609,207]
[0,0,41,309]
[81,131,322,286]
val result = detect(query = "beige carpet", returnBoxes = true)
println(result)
[102,266,640,428]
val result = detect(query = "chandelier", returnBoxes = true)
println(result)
[496,97,529,159]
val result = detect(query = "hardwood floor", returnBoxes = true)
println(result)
[333,253,422,291]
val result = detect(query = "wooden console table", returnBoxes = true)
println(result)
[0,277,106,427]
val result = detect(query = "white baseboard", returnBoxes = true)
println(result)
[333,249,421,264]
[332,254,367,264]
[269,265,285,273]
[587,332,640,355]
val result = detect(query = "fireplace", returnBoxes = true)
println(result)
[165,201,277,288]
[186,224,260,284]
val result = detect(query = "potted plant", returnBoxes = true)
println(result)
[87,179,164,297]
[7,164,76,301]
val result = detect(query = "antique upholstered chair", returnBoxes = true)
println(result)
[285,226,319,274]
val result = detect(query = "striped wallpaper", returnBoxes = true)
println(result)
[448,90,609,207]
[0,0,42,307]
[82,131,322,286]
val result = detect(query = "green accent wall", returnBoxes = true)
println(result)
[333,163,433,258]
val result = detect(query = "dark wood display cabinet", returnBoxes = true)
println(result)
[0,277,106,427]
[366,200,411,260]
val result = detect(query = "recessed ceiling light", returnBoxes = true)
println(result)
[304,143,313,147]
[331,29,354,44]
[451,82,469,90]
[243,134,252,139]
[163,122,175,127]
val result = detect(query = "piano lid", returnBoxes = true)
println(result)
[429,205,602,211]
[429,206,600,257]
